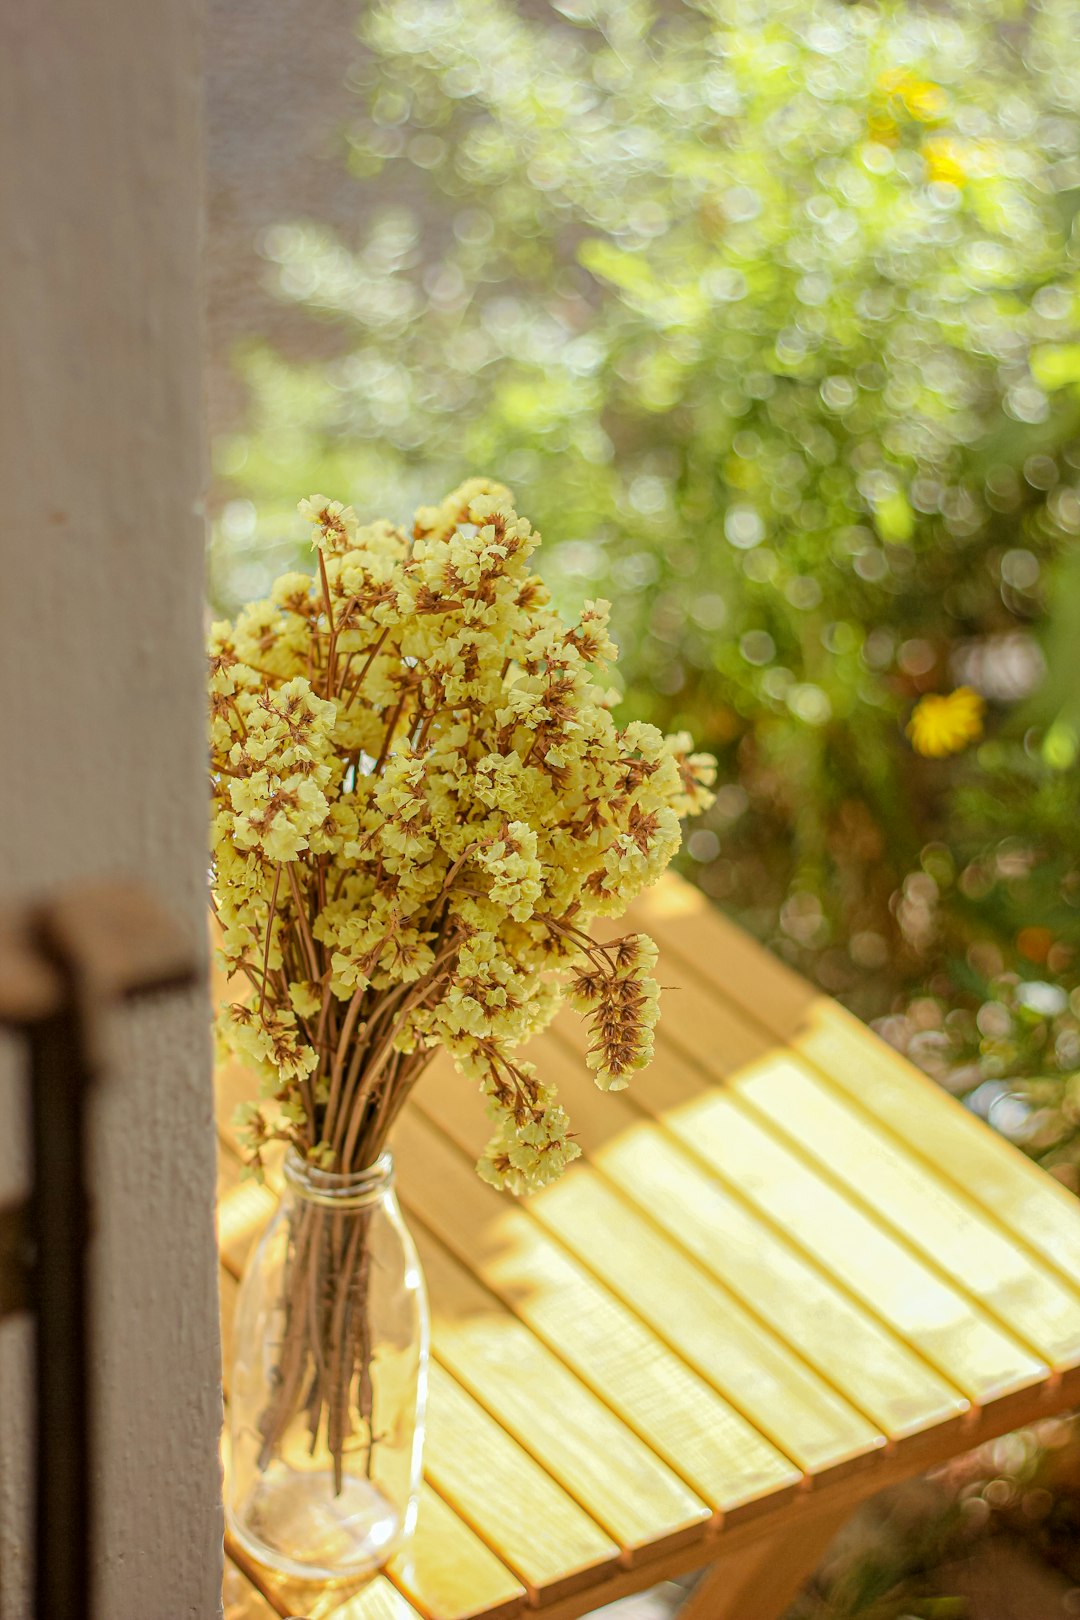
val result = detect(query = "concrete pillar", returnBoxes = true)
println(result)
[0,3,222,1616]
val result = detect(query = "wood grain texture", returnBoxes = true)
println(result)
[411,1219,710,1561]
[629,880,1080,1296]
[214,873,1080,1618]
[422,1361,620,1603]
[592,894,1080,1373]
[508,1030,970,1443]
[411,1055,885,1483]
[550,932,1054,1412]
[394,1109,801,1524]
[387,1486,525,1620]
[324,1583,431,1620]
[728,1055,1080,1369]
[568,1015,1050,1407]
[578,940,1080,1370]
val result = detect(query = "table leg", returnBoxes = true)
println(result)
[678,1507,850,1620]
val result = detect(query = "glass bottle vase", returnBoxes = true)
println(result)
[226,1150,428,1581]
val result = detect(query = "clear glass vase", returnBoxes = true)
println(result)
[226,1150,428,1582]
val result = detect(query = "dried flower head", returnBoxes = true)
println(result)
[210,479,715,1193]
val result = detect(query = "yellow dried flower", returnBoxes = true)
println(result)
[209,480,716,1192]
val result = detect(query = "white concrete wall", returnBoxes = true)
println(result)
[0,4,223,1616]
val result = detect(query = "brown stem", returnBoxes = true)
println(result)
[256,1196,379,1497]
[333,1021,377,1150]
[328,941,454,1165]
[256,1205,318,1468]
[372,694,407,777]
[324,985,369,1145]
[317,548,338,696]
[367,1052,414,1154]
[341,628,390,712]
[228,697,249,739]
[372,1062,427,1155]
[315,859,327,933]
[325,1213,364,1493]
[421,846,478,931]
[258,865,282,1019]
[355,1235,375,1480]
[338,1039,401,1168]
[335,961,455,1168]
[285,861,320,982]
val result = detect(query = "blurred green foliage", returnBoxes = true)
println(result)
[787,1413,1080,1615]
[213,0,1080,1171]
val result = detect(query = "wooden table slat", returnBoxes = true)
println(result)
[730,1055,1080,1369]
[410,1062,886,1482]
[213,875,1080,1620]
[387,1484,526,1620]
[395,1110,803,1523]
[559,1007,1050,1408]
[411,1215,711,1561]
[217,1151,276,1275]
[217,1134,710,1563]
[587,932,1080,1367]
[423,1360,621,1604]
[321,1577,431,1620]
[630,882,1080,1297]
[518,1038,970,1443]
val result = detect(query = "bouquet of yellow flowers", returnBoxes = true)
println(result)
[210,477,714,1487]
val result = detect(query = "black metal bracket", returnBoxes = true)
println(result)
[0,882,198,1620]
[0,1197,31,1317]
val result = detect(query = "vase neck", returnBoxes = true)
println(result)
[283,1149,394,1209]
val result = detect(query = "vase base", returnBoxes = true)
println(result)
[228,1467,403,1583]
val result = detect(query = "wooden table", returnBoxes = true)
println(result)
[217,876,1080,1620]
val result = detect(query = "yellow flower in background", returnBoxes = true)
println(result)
[868,69,947,144]
[926,135,977,187]
[907,687,985,757]
[875,69,947,121]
